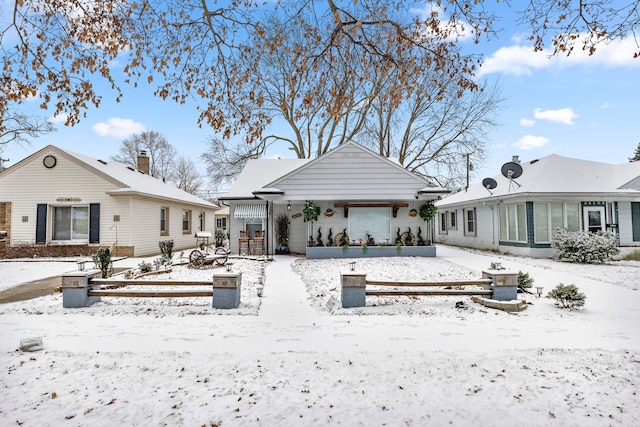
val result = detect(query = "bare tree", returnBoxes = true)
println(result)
[2,1,637,148]
[0,111,56,147]
[169,156,203,195]
[360,74,503,189]
[111,131,176,181]
[200,137,267,193]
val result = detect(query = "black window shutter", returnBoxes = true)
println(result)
[36,204,47,243]
[89,203,100,243]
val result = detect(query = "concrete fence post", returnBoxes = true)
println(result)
[212,271,242,309]
[61,269,102,308]
[341,272,366,308]
[482,270,518,301]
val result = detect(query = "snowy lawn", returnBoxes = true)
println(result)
[1,245,639,426]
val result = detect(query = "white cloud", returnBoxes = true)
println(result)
[513,135,550,150]
[533,107,578,125]
[520,118,535,127]
[477,35,640,77]
[48,114,68,124]
[600,102,612,109]
[92,118,145,138]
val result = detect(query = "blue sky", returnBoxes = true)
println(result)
[2,2,639,192]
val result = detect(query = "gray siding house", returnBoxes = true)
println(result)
[219,141,449,257]
[435,154,640,258]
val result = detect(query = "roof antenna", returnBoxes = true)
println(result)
[501,161,523,192]
[482,177,497,195]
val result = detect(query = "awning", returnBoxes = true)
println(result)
[234,204,267,218]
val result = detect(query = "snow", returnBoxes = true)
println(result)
[1,245,639,426]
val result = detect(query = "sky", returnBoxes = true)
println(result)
[1,2,639,195]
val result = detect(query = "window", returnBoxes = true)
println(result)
[182,210,191,233]
[449,210,457,230]
[216,217,227,230]
[349,207,391,242]
[198,211,205,232]
[53,206,89,241]
[160,207,169,236]
[499,204,527,242]
[533,202,580,243]
[464,208,476,236]
[439,212,447,234]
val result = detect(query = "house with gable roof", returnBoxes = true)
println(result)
[434,154,640,258]
[0,145,218,257]
[219,141,449,257]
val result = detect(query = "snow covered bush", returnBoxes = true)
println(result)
[517,271,534,292]
[552,229,619,263]
[546,283,586,309]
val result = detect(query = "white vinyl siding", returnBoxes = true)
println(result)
[268,143,432,201]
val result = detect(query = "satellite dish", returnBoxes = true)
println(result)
[482,177,497,194]
[501,161,523,191]
[501,162,523,179]
[482,177,497,190]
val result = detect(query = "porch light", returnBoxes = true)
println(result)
[536,286,544,298]
[349,261,356,271]
[287,202,291,211]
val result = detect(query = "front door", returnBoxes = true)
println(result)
[583,206,605,233]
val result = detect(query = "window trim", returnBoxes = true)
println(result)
[449,210,457,230]
[182,209,192,234]
[533,202,581,244]
[160,207,169,236]
[52,205,90,242]
[439,212,447,234]
[499,203,527,243]
[463,208,477,236]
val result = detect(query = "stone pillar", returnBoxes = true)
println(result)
[482,270,518,301]
[61,270,102,308]
[212,272,242,309]
[341,272,366,308]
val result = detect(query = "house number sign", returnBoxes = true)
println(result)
[56,197,82,202]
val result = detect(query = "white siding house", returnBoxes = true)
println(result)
[0,145,218,257]
[219,141,449,257]
[435,155,640,258]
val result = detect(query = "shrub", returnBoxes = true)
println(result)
[546,283,586,309]
[92,246,113,278]
[489,261,506,270]
[517,271,534,292]
[158,239,174,264]
[552,229,619,263]
[138,261,153,274]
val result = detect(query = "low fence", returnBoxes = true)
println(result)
[341,270,518,308]
[61,270,242,309]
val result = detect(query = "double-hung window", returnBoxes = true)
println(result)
[182,210,191,233]
[464,208,476,236]
[160,207,169,236]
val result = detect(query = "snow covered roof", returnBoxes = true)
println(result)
[438,154,640,207]
[5,145,217,209]
[219,158,310,200]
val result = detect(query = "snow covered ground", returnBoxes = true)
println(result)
[1,245,639,426]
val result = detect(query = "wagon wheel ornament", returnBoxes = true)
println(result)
[214,247,229,267]
[189,249,205,269]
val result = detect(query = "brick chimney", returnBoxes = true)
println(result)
[137,150,150,175]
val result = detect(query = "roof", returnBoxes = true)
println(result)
[438,154,640,207]
[221,141,449,202]
[2,145,217,209]
[219,158,310,200]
